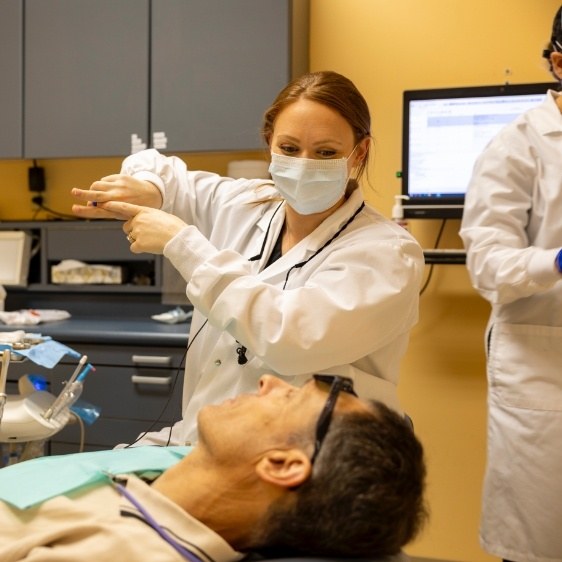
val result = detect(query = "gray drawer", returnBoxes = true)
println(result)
[70,344,185,369]
[5,361,55,384]
[49,363,183,422]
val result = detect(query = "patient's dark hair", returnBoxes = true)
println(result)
[256,401,427,558]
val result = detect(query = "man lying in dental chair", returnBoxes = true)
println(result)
[0,375,427,562]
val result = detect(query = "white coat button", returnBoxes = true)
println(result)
[214,359,222,366]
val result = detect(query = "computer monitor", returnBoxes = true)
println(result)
[0,231,32,286]
[401,82,558,219]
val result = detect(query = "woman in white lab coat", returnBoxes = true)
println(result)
[460,10,562,562]
[72,71,424,446]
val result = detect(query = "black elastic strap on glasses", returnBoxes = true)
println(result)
[310,375,357,464]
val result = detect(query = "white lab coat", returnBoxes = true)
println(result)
[123,150,424,445]
[460,90,562,562]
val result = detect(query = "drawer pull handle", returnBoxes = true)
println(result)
[131,375,171,386]
[131,355,172,366]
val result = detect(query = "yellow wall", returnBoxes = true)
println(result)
[0,151,266,221]
[308,1,559,561]
[0,2,559,560]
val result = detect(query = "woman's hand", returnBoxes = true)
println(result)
[71,174,163,220]
[100,201,187,255]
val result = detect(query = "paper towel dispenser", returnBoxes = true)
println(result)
[0,231,32,287]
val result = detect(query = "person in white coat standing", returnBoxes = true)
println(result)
[460,8,562,562]
[72,71,424,446]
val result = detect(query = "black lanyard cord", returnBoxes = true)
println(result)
[240,202,364,364]
[282,202,365,289]
[238,203,365,363]
[248,202,284,262]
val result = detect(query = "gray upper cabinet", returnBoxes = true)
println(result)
[151,0,292,152]
[24,0,150,159]
[0,1,23,159]
[17,0,308,159]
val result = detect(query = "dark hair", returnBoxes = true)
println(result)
[543,6,562,79]
[256,402,428,558]
[261,70,372,192]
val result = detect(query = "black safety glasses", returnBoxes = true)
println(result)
[310,374,357,464]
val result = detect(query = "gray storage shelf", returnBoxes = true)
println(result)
[0,220,162,294]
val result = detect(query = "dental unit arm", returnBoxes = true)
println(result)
[0,349,95,443]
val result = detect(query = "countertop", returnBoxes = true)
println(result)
[0,314,190,348]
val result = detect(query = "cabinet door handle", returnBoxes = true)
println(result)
[131,375,171,386]
[131,355,172,366]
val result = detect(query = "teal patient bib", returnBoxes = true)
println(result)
[0,445,191,509]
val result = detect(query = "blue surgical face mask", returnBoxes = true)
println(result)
[268,149,356,215]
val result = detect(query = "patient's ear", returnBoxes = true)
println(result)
[256,449,311,489]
